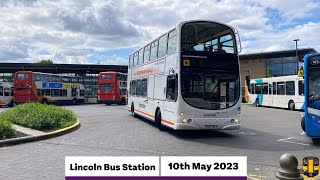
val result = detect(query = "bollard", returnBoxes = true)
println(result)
[275,153,303,180]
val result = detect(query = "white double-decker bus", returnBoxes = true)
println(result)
[126,20,241,130]
[244,75,304,110]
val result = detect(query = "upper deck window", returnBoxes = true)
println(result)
[102,74,113,79]
[17,73,29,80]
[181,22,236,54]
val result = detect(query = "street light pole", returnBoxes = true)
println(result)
[293,39,300,73]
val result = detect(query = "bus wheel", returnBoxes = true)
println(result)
[72,98,78,105]
[131,103,137,117]
[8,100,14,107]
[155,109,163,131]
[288,100,295,110]
[301,117,306,132]
[311,138,320,145]
[41,99,48,104]
[255,99,260,107]
[121,98,126,105]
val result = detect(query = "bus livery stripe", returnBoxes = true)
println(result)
[134,109,174,127]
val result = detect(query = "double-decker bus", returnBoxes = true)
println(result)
[14,71,85,105]
[98,72,127,105]
[301,53,320,144]
[0,81,14,107]
[244,75,304,110]
[126,20,241,130]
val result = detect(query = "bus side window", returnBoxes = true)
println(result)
[250,83,254,94]
[167,29,176,54]
[299,80,304,95]
[0,86,3,96]
[4,88,10,96]
[285,81,295,95]
[129,55,133,68]
[166,74,178,101]
[11,87,14,96]
[277,82,285,95]
[269,84,272,95]
[273,82,276,95]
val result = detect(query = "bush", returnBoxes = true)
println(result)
[0,117,15,140]
[0,103,77,131]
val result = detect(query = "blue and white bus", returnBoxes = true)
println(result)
[301,53,320,144]
[245,75,304,110]
[126,20,241,130]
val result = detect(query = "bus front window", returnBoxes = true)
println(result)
[17,73,29,80]
[308,68,320,110]
[181,22,236,54]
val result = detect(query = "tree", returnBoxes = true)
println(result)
[36,59,53,64]
[267,67,273,78]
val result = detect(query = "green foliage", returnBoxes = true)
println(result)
[267,67,273,78]
[0,117,15,140]
[0,103,77,131]
[36,59,53,64]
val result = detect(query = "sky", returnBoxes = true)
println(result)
[0,0,320,65]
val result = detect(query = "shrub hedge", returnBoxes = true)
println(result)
[0,117,15,140]
[0,103,77,131]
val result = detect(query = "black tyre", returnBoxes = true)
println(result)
[72,98,78,105]
[121,98,126,105]
[131,103,137,117]
[255,99,260,107]
[155,109,163,130]
[7,100,14,107]
[41,98,48,104]
[312,138,320,145]
[288,100,295,110]
[301,117,305,132]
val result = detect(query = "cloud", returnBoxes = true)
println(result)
[0,0,319,64]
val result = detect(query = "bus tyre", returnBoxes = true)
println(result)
[121,98,126,105]
[255,99,260,107]
[131,103,137,117]
[72,98,78,105]
[41,99,48,104]
[311,138,320,145]
[155,109,163,131]
[301,117,306,132]
[288,100,295,110]
[8,100,14,107]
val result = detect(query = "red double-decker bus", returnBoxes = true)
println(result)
[98,72,127,105]
[14,71,85,105]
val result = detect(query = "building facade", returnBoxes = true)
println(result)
[0,48,317,103]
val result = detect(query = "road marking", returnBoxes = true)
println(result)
[247,175,262,180]
[281,140,309,146]
[277,137,294,141]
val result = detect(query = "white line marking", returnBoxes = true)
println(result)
[281,140,310,146]
[277,137,294,141]
[301,132,305,135]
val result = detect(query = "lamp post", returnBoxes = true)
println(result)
[293,39,300,73]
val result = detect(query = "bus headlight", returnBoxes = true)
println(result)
[182,118,188,123]
[231,119,240,124]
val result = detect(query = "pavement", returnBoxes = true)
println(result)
[0,104,318,180]
[12,124,46,136]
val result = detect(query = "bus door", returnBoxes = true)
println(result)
[268,83,273,106]
[147,76,154,101]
